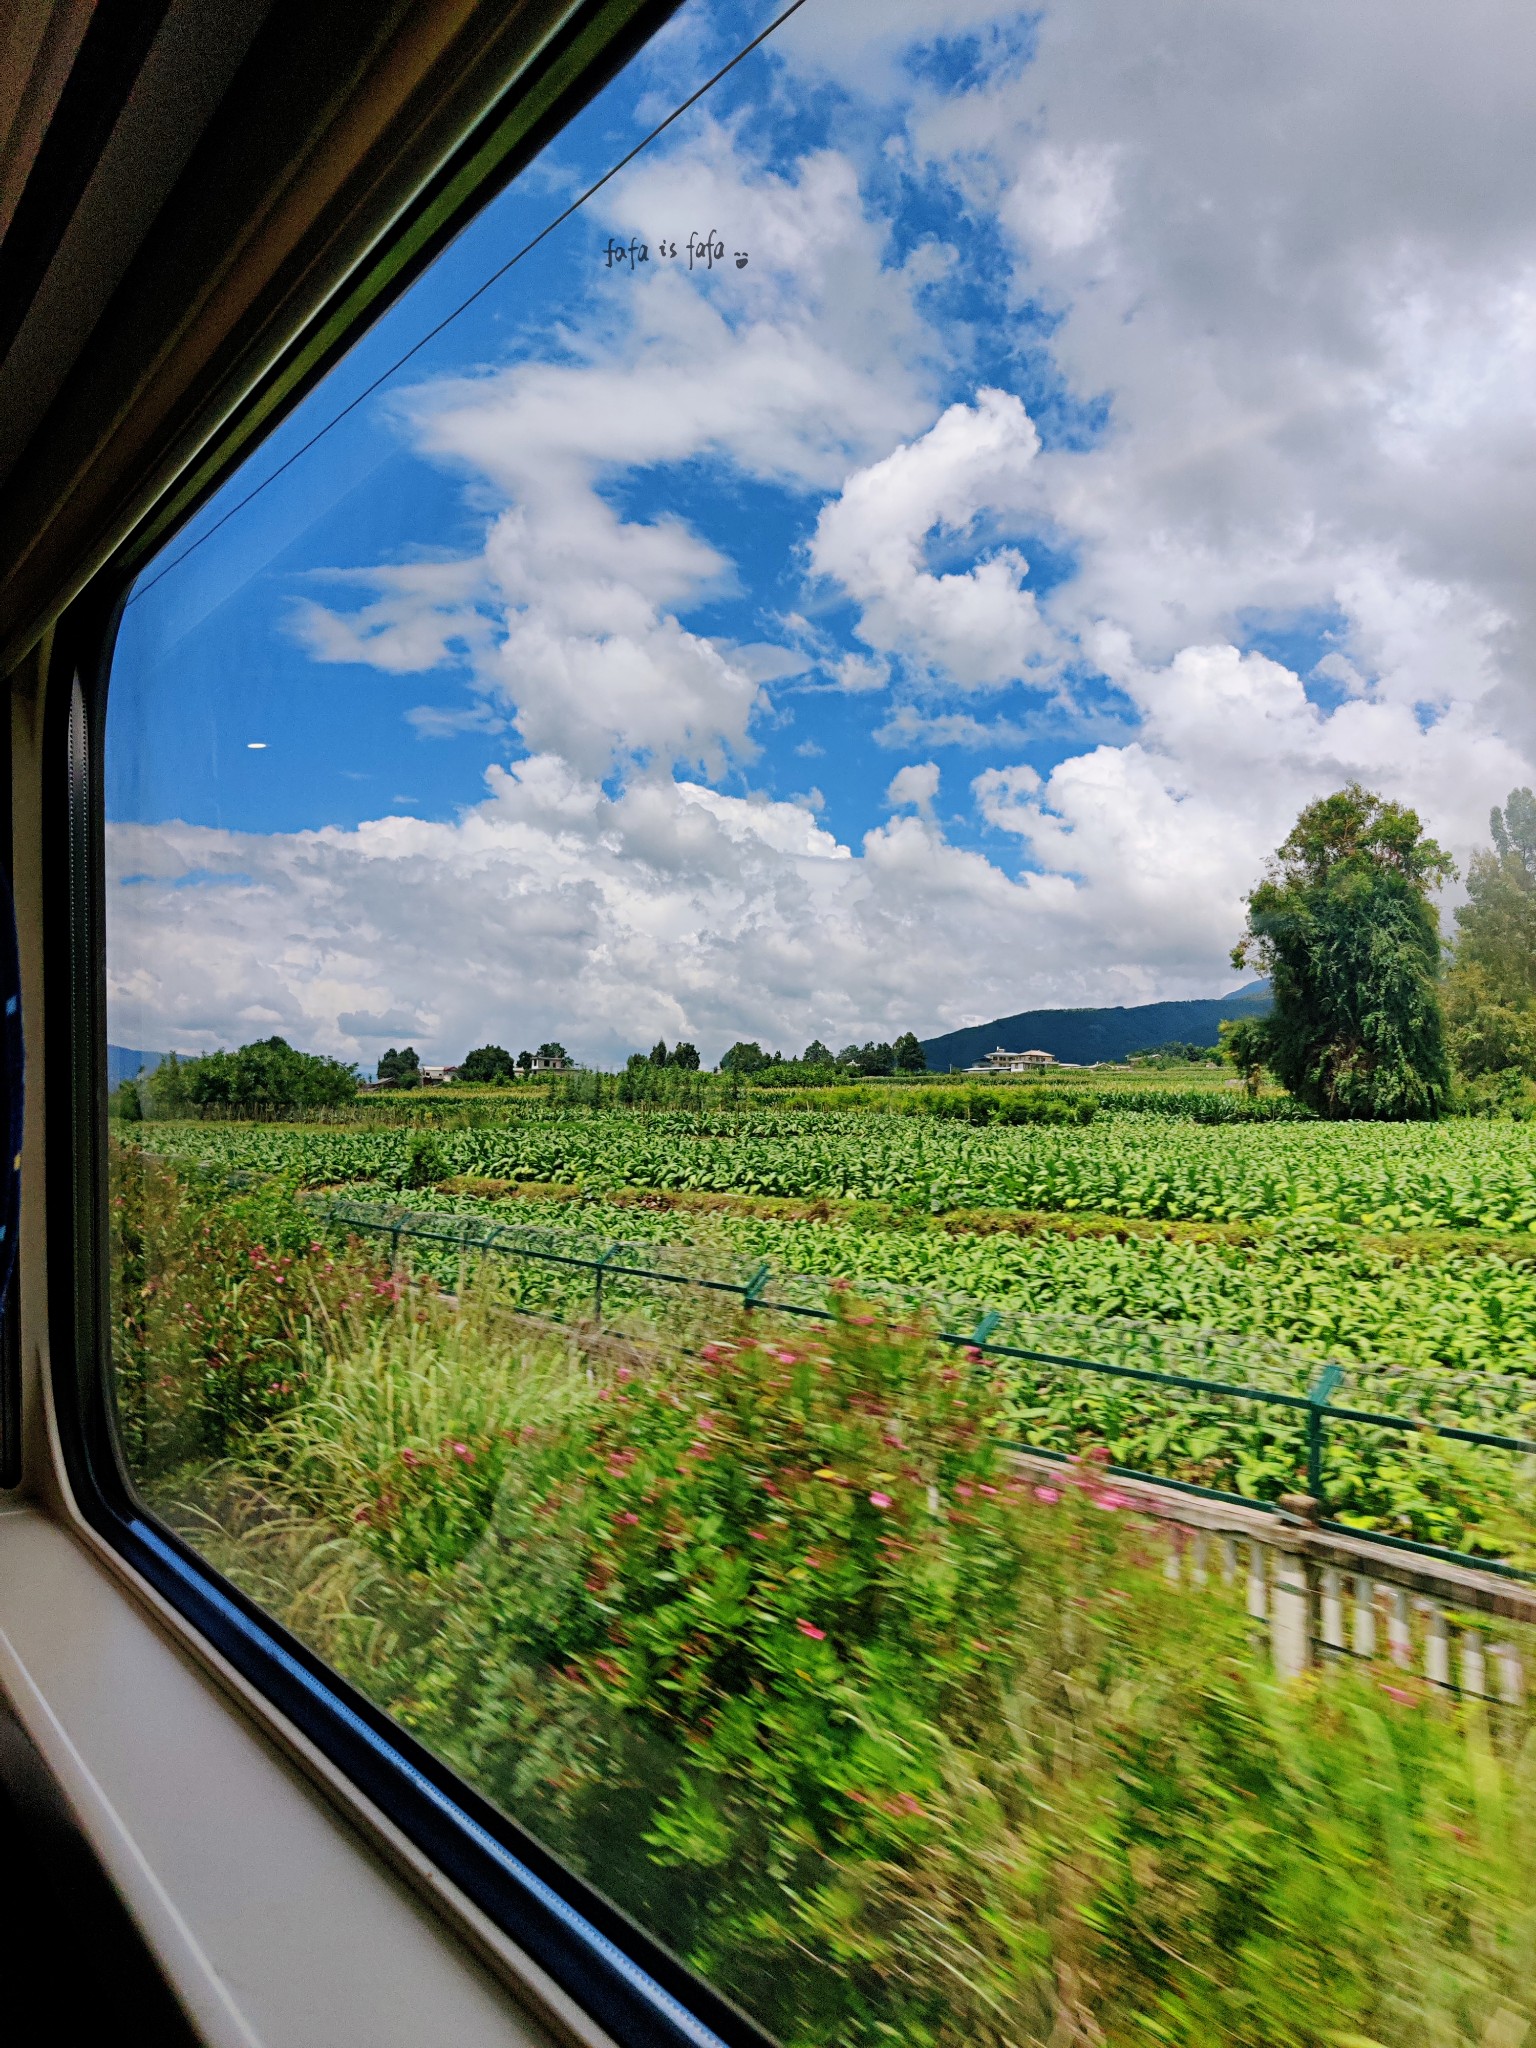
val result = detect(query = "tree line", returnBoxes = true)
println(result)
[113,1036,356,1118]
[379,1042,571,1087]
[716,1033,927,1079]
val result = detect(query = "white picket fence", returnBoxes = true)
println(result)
[1018,1453,1535,1699]
[1160,1524,1528,1698]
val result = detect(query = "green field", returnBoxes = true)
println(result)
[110,1112,1536,2048]
[130,1090,1536,1559]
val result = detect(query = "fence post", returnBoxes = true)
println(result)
[1246,1542,1268,1620]
[593,1245,622,1327]
[1270,1552,1312,1678]
[1306,1363,1345,1507]
[741,1262,770,1313]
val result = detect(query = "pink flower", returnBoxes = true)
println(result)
[955,1483,974,1500]
[616,1511,639,1526]
[451,1442,475,1464]
[400,1448,422,1468]
[1382,1683,1417,1707]
[979,1484,997,1496]
[1093,1489,1133,1511]
[796,1619,826,1640]
[748,1528,768,1541]
[869,1491,892,1508]
[1033,1485,1061,1503]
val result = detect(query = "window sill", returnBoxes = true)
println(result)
[0,1499,589,2048]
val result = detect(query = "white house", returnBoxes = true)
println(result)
[969,1047,1057,1074]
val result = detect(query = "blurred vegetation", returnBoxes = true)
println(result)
[117,1161,1536,2048]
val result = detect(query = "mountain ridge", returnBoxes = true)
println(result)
[918,983,1272,1072]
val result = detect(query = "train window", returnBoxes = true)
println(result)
[102,2,1536,2044]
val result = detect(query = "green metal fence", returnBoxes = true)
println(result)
[301,1192,1536,1582]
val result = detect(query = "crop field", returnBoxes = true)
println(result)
[110,1125,1536,2048]
[145,1098,1536,1229]
[111,1085,1536,2045]
[128,1093,1536,1562]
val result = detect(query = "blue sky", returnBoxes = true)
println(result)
[105,0,1536,1069]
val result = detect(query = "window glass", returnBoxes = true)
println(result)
[108,4,1536,2041]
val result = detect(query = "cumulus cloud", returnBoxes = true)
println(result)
[107,765,1097,1063]
[810,389,1058,689]
[908,0,1536,733]
[885,762,940,815]
[293,135,940,778]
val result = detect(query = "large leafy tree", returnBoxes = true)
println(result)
[1443,788,1536,1081]
[892,1031,927,1073]
[460,1044,514,1084]
[719,1040,769,1076]
[175,1036,357,1110]
[1229,784,1454,1120]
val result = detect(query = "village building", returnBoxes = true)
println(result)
[968,1047,1058,1074]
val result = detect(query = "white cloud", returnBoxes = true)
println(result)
[115,5,1536,1059]
[885,762,940,815]
[907,0,1536,740]
[292,134,940,780]
[809,389,1059,689]
[875,706,1031,750]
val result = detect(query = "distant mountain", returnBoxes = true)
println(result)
[108,1045,167,1088]
[919,983,1272,1072]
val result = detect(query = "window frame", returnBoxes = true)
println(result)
[31,8,787,2042]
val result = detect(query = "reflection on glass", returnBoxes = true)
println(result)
[108,3,1536,2040]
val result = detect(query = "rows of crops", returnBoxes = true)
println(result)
[127,1098,1536,1559]
[148,1106,1536,1231]
[315,1181,1536,1379]
[300,1188,1536,1561]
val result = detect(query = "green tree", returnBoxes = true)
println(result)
[377,1046,420,1086]
[182,1037,357,1110]
[516,1050,533,1073]
[669,1040,700,1070]
[110,1077,143,1121]
[1230,784,1454,1120]
[849,1041,896,1078]
[460,1044,514,1084]
[536,1041,570,1066]
[146,1051,190,1118]
[1443,787,1536,1083]
[802,1039,833,1066]
[892,1030,927,1073]
[1218,1017,1266,1098]
[648,1039,669,1067]
[719,1040,768,1076]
